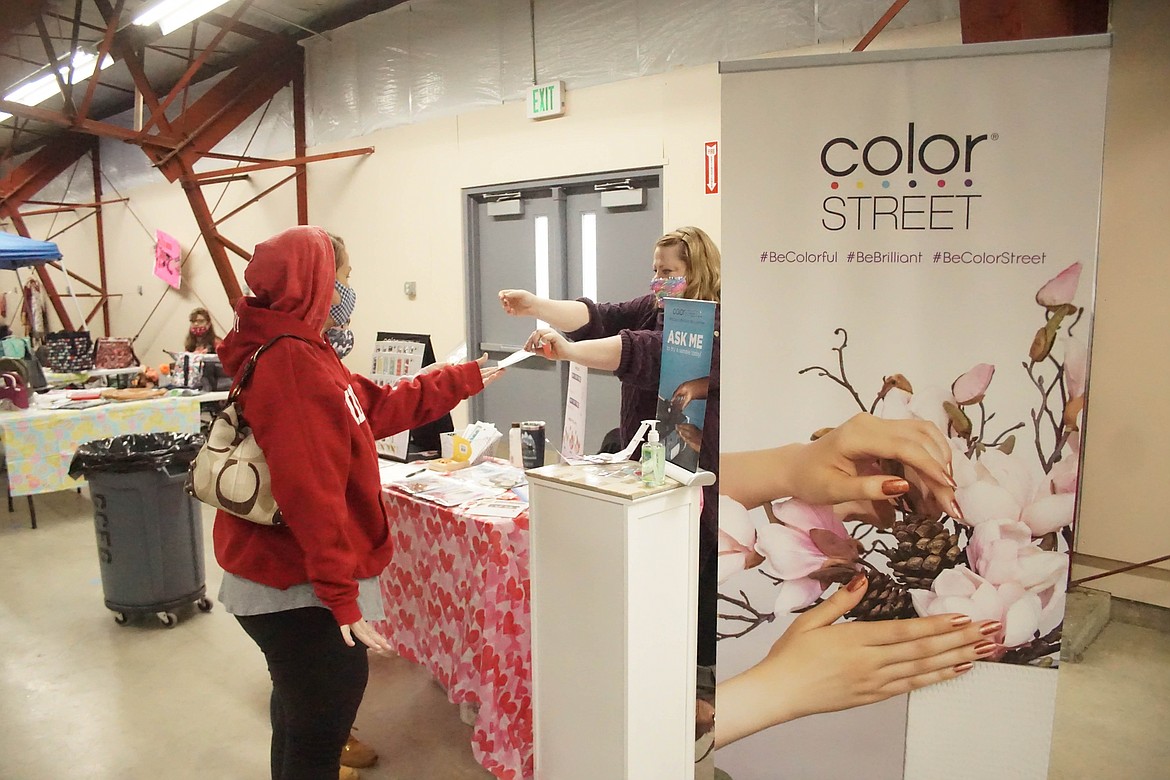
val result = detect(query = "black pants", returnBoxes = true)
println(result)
[696,548,718,668]
[237,607,369,780]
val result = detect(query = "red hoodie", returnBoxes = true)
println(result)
[213,226,483,626]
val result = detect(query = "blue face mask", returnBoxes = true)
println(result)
[650,276,687,307]
[330,279,357,326]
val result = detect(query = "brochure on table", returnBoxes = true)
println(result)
[370,339,425,459]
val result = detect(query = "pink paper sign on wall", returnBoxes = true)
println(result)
[153,230,181,289]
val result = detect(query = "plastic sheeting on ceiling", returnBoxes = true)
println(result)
[302,0,960,146]
[13,0,960,198]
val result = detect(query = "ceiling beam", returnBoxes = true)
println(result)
[959,0,1109,43]
[191,147,375,181]
[141,37,303,180]
[0,99,179,145]
[140,0,255,135]
[77,0,125,122]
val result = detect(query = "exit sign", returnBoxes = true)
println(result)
[526,81,565,120]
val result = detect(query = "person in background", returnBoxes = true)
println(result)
[215,226,503,780]
[185,307,221,354]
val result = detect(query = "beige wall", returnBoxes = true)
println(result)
[1073,0,1170,607]
[306,63,721,385]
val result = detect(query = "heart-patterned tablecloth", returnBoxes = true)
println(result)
[373,488,533,779]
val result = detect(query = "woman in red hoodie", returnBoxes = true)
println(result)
[214,226,501,780]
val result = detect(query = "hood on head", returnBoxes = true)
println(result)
[217,226,336,376]
[245,225,335,332]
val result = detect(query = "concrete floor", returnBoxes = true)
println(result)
[1,488,1167,779]
[0,490,490,780]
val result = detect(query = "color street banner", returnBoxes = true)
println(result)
[716,38,1110,780]
[657,297,717,473]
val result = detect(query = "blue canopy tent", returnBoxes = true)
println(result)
[0,232,62,270]
[0,233,63,529]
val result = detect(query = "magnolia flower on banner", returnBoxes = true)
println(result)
[910,564,1067,649]
[718,495,765,584]
[753,498,862,612]
[1036,263,1082,307]
[1061,334,1089,431]
[719,262,1087,664]
[950,439,1077,536]
[877,363,994,439]
[966,518,1068,592]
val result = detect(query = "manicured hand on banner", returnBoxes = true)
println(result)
[714,574,1000,748]
[720,413,960,520]
[793,413,960,517]
[341,618,395,656]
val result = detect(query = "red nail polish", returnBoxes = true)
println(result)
[974,640,998,656]
[979,621,1003,636]
[947,499,966,521]
[882,478,910,496]
[953,661,974,674]
[949,615,972,628]
[846,574,867,593]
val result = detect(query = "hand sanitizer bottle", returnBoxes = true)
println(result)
[640,419,665,487]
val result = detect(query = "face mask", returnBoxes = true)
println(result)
[326,326,354,358]
[330,279,357,326]
[650,276,687,307]
[190,325,209,336]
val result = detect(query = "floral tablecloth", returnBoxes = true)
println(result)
[0,397,201,496]
[373,488,533,780]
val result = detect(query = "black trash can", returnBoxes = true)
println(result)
[70,433,212,628]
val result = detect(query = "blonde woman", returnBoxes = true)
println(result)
[500,225,723,670]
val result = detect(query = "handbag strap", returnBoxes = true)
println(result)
[228,334,317,403]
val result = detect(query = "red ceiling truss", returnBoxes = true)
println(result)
[0,1,376,334]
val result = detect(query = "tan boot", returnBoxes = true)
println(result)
[339,767,360,780]
[341,733,378,768]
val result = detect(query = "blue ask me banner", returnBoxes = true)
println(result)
[656,297,716,473]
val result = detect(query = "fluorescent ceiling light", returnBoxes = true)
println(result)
[134,0,231,35]
[1,51,114,113]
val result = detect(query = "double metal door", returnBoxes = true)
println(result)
[466,170,663,456]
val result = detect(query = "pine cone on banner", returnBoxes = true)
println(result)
[884,516,965,589]
[999,625,1063,666]
[846,571,916,621]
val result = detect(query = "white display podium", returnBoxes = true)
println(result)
[527,463,701,780]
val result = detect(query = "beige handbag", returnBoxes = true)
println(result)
[186,334,313,525]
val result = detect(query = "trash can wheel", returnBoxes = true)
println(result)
[157,611,178,628]
[196,597,213,613]
[113,612,129,626]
